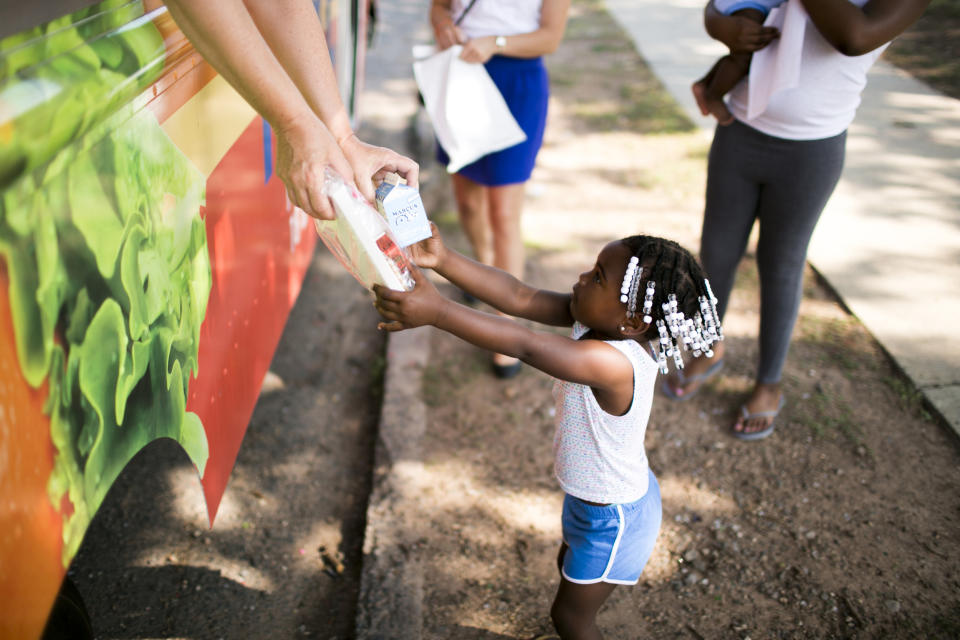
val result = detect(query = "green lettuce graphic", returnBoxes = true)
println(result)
[0,0,165,189]
[0,2,211,565]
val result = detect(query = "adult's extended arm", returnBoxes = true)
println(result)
[800,0,930,56]
[243,0,419,199]
[163,0,418,217]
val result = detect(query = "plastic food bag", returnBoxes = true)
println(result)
[313,170,415,291]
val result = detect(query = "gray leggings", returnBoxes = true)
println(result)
[700,120,846,384]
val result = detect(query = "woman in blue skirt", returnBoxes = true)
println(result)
[430,0,571,378]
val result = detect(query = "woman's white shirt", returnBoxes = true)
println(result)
[450,0,543,39]
[728,0,888,140]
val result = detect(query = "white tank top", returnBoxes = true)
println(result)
[552,323,659,504]
[728,0,887,140]
[450,0,543,39]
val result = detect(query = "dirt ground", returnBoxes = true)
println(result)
[414,2,960,639]
[66,1,960,639]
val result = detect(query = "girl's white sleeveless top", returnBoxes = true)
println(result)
[552,323,659,504]
[728,0,887,140]
[450,0,542,39]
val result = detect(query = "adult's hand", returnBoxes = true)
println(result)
[459,36,498,64]
[704,1,779,52]
[430,1,466,50]
[433,19,466,49]
[338,134,420,203]
[727,15,780,52]
[274,115,354,220]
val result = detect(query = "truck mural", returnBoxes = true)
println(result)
[0,1,369,637]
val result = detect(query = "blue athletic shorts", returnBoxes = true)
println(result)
[561,470,662,585]
[436,55,549,186]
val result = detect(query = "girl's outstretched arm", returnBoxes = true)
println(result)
[374,271,633,399]
[801,0,930,56]
[408,224,574,327]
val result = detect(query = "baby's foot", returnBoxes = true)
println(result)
[692,81,710,116]
[691,82,734,125]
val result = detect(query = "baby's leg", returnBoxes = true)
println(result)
[550,578,617,640]
[692,8,766,125]
[692,58,724,116]
[694,52,751,124]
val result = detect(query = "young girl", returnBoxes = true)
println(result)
[373,225,722,639]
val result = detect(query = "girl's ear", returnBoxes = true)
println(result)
[619,314,651,338]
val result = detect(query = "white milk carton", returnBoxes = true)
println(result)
[374,173,432,248]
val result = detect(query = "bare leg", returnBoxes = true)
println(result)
[550,578,617,640]
[451,173,492,264]
[693,8,764,124]
[550,542,617,640]
[487,182,527,370]
[692,57,724,116]
[692,52,752,125]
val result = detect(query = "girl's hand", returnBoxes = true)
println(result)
[459,36,498,64]
[406,222,445,269]
[726,16,779,53]
[374,268,448,331]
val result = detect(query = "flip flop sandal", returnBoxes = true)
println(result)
[732,395,786,441]
[660,359,725,401]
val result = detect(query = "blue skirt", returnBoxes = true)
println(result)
[436,55,549,186]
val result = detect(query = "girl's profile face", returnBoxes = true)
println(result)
[570,240,633,338]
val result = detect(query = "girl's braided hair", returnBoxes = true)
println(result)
[621,235,723,372]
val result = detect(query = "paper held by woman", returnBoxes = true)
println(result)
[413,44,527,173]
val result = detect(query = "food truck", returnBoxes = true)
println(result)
[0,1,370,637]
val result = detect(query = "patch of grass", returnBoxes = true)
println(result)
[882,375,934,422]
[795,387,868,452]
[368,353,387,400]
[431,208,460,230]
[550,0,696,135]
[796,315,867,373]
[422,359,456,407]
[884,0,960,99]
[591,42,631,53]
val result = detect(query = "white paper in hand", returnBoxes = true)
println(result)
[413,45,526,173]
[747,0,808,121]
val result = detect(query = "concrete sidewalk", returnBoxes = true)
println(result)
[605,0,960,436]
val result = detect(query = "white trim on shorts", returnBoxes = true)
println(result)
[561,504,637,585]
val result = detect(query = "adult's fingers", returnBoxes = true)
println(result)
[745,26,779,47]
[306,183,336,220]
[371,155,420,191]
[285,185,303,213]
[393,155,420,189]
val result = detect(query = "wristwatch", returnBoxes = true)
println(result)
[495,35,507,49]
